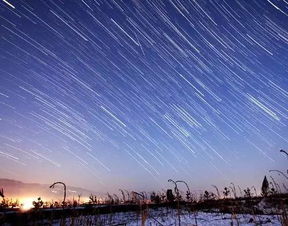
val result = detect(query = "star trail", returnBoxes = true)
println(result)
[0,0,287,192]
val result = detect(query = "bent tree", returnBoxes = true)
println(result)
[49,181,67,204]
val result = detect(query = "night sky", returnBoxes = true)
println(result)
[0,0,287,194]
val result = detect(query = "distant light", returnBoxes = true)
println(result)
[20,198,34,211]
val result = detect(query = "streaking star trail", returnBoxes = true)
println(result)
[0,0,287,192]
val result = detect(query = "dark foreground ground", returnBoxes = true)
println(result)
[1,194,287,225]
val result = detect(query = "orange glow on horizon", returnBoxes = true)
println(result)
[19,197,34,211]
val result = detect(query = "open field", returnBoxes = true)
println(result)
[1,193,287,225]
[0,207,283,226]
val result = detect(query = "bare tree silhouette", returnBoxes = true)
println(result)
[89,194,97,204]
[132,191,144,200]
[269,170,288,180]
[280,149,288,175]
[0,188,4,200]
[251,186,258,196]
[176,180,191,201]
[113,194,120,204]
[211,185,220,198]
[77,194,81,204]
[119,189,126,203]
[238,185,243,197]
[168,179,179,198]
[107,193,114,204]
[168,179,181,226]
[230,183,237,198]
[49,182,67,204]
[223,187,230,198]
[124,190,131,201]
[280,149,288,157]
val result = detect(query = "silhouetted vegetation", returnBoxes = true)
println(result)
[0,149,287,225]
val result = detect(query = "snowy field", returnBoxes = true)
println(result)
[46,208,281,226]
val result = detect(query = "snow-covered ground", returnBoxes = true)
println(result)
[48,208,281,225]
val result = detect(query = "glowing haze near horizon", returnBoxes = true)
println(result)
[0,0,287,194]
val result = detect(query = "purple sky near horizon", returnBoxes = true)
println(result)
[0,0,287,194]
